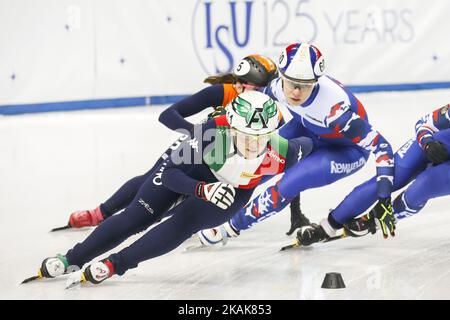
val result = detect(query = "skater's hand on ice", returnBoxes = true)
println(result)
[369,197,396,239]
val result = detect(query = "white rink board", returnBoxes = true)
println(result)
[0,89,450,299]
[1,0,450,106]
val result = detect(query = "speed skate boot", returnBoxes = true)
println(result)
[343,214,373,237]
[344,198,400,237]
[286,195,311,236]
[196,221,240,247]
[296,219,340,246]
[69,206,105,228]
[40,254,70,279]
[82,259,115,284]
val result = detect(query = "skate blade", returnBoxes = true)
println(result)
[185,244,210,251]
[50,224,72,232]
[65,270,86,289]
[280,239,300,251]
[280,231,348,251]
[185,240,226,251]
[21,269,43,284]
[184,234,225,251]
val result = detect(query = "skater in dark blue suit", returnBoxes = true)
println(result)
[30,91,313,285]
[63,54,278,229]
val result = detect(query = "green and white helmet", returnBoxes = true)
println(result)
[226,91,281,135]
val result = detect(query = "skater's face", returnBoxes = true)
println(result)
[282,77,316,106]
[232,129,271,159]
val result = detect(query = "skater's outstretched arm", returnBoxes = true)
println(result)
[159,54,280,135]
[159,84,228,134]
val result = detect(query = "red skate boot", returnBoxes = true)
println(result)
[69,206,105,228]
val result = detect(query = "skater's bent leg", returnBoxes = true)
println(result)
[230,147,368,231]
[100,174,149,217]
[278,146,368,199]
[401,161,450,210]
[329,177,379,226]
[100,160,165,217]
[109,190,253,275]
[331,139,429,225]
[66,176,179,268]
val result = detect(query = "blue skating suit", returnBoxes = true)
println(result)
[328,104,450,224]
[229,76,395,231]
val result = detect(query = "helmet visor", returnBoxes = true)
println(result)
[282,76,317,91]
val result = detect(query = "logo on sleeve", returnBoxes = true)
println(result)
[188,138,199,152]
[297,146,303,161]
[326,101,350,124]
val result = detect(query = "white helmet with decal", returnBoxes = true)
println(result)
[278,42,325,83]
[226,91,281,135]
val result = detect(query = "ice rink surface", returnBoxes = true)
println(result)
[1,89,449,299]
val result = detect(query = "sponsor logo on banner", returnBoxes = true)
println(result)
[192,1,415,76]
[192,0,318,75]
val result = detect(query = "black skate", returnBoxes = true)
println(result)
[281,223,348,251]
[286,195,311,236]
[21,254,69,284]
[343,214,374,237]
[296,224,330,246]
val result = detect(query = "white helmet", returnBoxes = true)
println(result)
[278,42,325,83]
[226,91,281,135]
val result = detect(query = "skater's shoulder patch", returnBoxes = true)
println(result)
[268,134,288,157]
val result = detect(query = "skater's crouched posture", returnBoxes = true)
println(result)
[65,54,279,230]
[30,91,313,286]
[296,104,450,246]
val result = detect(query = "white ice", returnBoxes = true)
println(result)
[1,89,449,299]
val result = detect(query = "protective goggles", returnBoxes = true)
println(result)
[282,76,317,91]
[230,127,274,143]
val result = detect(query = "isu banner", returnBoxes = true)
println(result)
[1,0,449,111]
